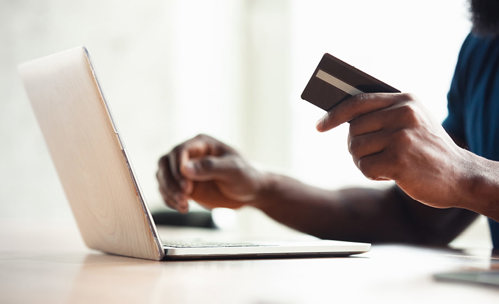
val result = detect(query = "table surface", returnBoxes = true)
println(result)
[1,219,498,304]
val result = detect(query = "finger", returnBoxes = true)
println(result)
[349,101,421,137]
[316,93,411,132]
[184,134,231,158]
[158,154,185,199]
[348,101,412,136]
[348,130,390,161]
[162,135,218,195]
[175,135,229,194]
[193,133,237,156]
[169,148,190,192]
[157,169,176,209]
[160,186,189,214]
[157,179,177,210]
[180,155,237,182]
[176,149,194,195]
[348,107,390,137]
[356,151,394,181]
[157,164,189,212]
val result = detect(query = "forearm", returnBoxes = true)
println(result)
[251,173,414,242]
[251,173,477,244]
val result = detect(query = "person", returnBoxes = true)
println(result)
[156,0,499,248]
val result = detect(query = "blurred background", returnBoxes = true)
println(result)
[0,0,490,247]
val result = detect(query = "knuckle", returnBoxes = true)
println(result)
[172,141,191,156]
[393,129,413,146]
[350,154,360,169]
[358,158,378,180]
[348,122,356,134]
[158,155,169,167]
[394,92,415,103]
[348,120,361,136]
[355,93,371,102]
[172,144,183,154]
[398,104,419,126]
[195,133,210,141]
[386,147,406,175]
[402,92,416,101]
[348,137,362,156]
[351,93,370,109]
[163,197,175,209]
[199,157,214,171]
[231,157,246,172]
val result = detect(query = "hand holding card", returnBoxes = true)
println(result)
[301,53,399,111]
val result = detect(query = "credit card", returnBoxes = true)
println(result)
[301,53,400,111]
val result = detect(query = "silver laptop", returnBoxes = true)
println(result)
[19,47,370,260]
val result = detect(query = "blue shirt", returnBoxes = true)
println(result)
[443,32,499,249]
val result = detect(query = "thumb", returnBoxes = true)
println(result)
[180,156,234,181]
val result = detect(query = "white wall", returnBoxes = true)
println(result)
[0,0,489,247]
[0,0,249,219]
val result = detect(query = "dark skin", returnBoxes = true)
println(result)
[157,93,499,245]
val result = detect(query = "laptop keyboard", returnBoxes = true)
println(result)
[163,240,267,248]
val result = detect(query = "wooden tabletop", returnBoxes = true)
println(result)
[1,219,498,304]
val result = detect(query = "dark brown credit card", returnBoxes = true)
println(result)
[301,53,400,111]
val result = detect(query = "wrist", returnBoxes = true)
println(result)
[247,171,279,210]
[458,150,499,220]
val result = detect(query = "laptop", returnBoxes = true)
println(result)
[18,47,370,260]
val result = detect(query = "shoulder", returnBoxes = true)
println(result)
[457,32,498,62]
[457,32,499,68]
[451,33,499,99]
